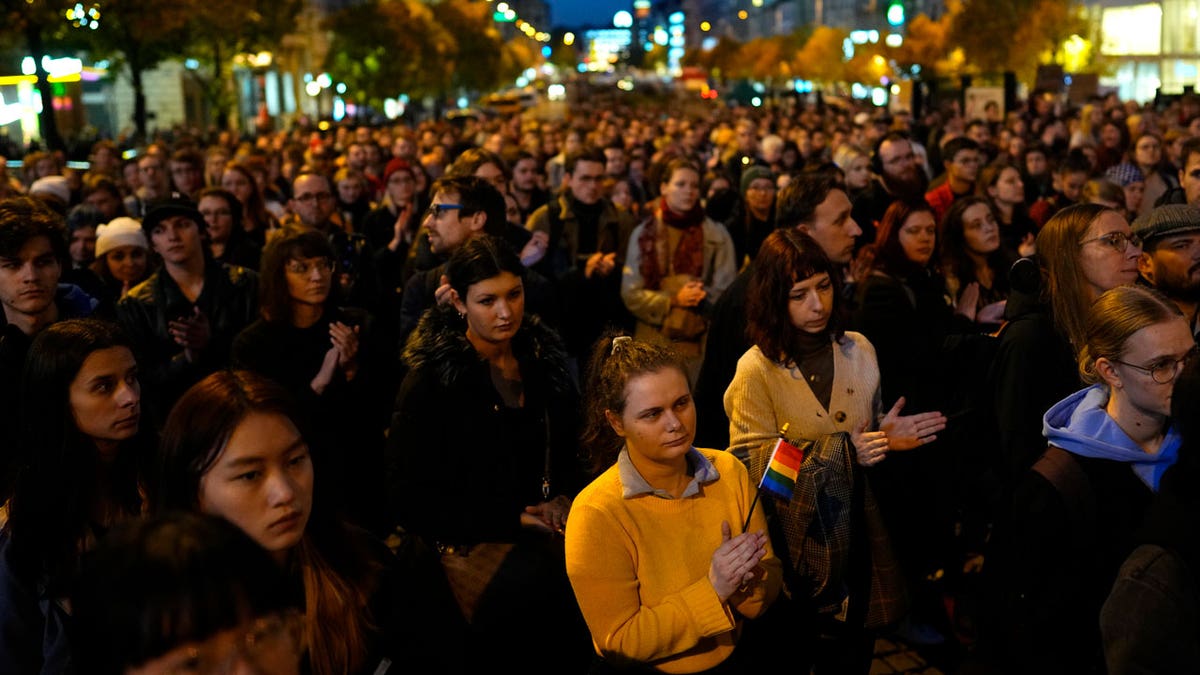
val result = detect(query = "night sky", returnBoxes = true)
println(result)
[546,0,631,30]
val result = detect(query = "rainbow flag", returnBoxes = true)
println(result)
[759,437,805,501]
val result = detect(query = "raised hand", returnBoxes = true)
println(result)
[310,346,340,394]
[434,274,454,306]
[878,396,948,451]
[520,230,549,268]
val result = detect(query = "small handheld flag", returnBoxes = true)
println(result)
[758,436,806,501]
[742,423,805,531]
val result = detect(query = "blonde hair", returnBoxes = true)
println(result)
[1078,284,1183,384]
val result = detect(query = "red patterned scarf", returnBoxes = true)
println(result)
[638,197,706,290]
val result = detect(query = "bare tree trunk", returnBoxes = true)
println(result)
[26,23,64,151]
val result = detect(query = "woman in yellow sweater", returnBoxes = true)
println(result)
[566,335,782,674]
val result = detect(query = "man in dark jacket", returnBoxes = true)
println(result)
[117,195,258,426]
[525,148,635,361]
[0,196,98,499]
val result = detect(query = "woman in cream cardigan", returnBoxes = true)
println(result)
[724,228,946,673]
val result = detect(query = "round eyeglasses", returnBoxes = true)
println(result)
[1111,347,1199,384]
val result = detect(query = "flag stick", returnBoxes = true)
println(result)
[742,423,790,533]
[742,491,761,532]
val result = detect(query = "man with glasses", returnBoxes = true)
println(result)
[117,195,258,422]
[396,175,511,349]
[287,172,376,312]
[852,131,929,252]
[525,148,635,359]
[1133,204,1200,335]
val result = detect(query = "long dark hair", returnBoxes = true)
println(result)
[872,197,938,277]
[6,319,145,592]
[939,195,1014,298]
[153,370,378,675]
[258,225,338,324]
[579,334,688,476]
[746,228,845,365]
[72,512,300,675]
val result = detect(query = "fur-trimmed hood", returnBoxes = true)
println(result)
[403,304,577,398]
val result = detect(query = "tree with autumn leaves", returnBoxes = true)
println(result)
[685,0,1094,93]
[323,0,542,110]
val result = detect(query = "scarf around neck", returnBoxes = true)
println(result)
[638,197,705,291]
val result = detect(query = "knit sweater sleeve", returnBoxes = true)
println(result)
[725,347,783,463]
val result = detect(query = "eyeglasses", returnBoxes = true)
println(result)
[165,610,305,675]
[1111,347,1199,384]
[293,192,333,205]
[424,203,464,220]
[1078,231,1142,252]
[285,258,333,275]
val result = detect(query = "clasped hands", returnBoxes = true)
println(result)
[709,521,768,602]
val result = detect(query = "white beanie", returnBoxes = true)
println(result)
[29,175,70,205]
[95,217,149,257]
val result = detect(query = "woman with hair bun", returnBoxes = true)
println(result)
[1007,284,1196,673]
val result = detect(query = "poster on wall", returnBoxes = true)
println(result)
[964,86,1005,123]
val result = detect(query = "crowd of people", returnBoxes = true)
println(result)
[2,86,1200,674]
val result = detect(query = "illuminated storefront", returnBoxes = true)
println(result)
[1097,0,1200,101]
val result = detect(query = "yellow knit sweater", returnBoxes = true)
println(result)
[564,448,783,673]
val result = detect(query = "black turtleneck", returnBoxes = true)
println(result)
[792,330,835,410]
[571,197,605,255]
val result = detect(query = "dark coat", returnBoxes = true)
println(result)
[0,532,72,674]
[525,193,635,359]
[1007,452,1154,674]
[116,261,258,425]
[385,305,583,543]
[990,274,1080,487]
[1101,447,1200,675]
[383,305,592,673]
[232,307,390,535]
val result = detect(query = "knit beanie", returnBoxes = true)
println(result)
[95,217,149,257]
[740,165,776,194]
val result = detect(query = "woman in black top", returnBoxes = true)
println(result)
[385,235,592,674]
[232,225,387,533]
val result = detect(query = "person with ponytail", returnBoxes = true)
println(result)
[1006,284,1196,672]
[566,334,781,674]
